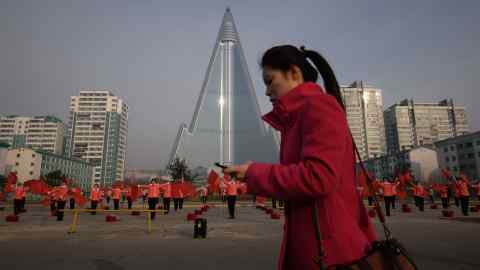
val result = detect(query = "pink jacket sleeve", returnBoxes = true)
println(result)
[245,96,348,201]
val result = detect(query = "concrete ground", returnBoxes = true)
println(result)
[0,200,479,270]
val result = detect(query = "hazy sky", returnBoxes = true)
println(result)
[1,0,479,169]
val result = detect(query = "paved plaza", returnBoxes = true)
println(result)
[0,201,479,270]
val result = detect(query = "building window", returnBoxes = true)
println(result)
[17,153,20,158]
[15,162,19,166]
[31,162,34,166]
[477,141,480,146]
[466,142,473,148]
[32,154,36,158]
[445,157,450,162]
[478,152,480,158]
[468,153,474,159]
[452,156,456,161]
[29,171,33,175]
[450,146,455,151]
[458,144,464,150]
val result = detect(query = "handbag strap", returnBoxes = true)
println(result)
[353,143,392,240]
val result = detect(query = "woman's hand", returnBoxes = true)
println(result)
[223,161,253,181]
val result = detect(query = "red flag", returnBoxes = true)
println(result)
[74,193,87,206]
[24,179,50,195]
[41,197,50,207]
[432,183,447,194]
[237,181,247,195]
[441,168,453,181]
[180,181,196,198]
[207,170,221,193]
[172,182,181,198]
[396,173,409,200]
[67,187,87,206]
[0,191,4,202]
[4,172,18,193]
[130,185,140,201]
[255,196,267,205]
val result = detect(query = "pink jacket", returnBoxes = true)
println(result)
[245,82,376,269]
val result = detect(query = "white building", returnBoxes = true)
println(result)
[435,131,480,180]
[341,81,386,160]
[5,148,42,182]
[0,115,65,155]
[384,99,469,154]
[65,90,128,186]
[363,146,439,183]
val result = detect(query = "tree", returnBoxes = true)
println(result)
[166,158,199,182]
[43,170,65,187]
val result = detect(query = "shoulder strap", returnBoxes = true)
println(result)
[353,143,392,240]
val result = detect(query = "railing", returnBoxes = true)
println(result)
[58,208,168,234]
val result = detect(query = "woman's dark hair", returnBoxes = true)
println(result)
[260,45,345,110]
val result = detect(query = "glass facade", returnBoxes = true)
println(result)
[170,8,278,171]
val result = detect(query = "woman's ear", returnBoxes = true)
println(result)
[291,65,304,83]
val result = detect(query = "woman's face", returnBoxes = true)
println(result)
[262,65,304,103]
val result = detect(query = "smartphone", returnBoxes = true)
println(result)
[214,162,228,169]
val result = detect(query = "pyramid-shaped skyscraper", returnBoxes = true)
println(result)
[169,8,278,169]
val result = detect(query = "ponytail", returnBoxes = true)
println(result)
[300,46,345,110]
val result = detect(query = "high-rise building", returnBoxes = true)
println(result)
[169,8,278,171]
[384,99,469,154]
[65,90,128,186]
[341,81,386,160]
[0,115,65,154]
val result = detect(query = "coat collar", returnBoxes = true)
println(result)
[262,82,322,130]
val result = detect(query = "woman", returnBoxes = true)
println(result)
[54,181,69,221]
[455,176,470,216]
[378,177,399,216]
[439,184,449,209]
[13,182,28,216]
[224,45,376,269]
[90,183,102,215]
[112,186,122,210]
[161,181,172,214]
[146,178,160,219]
[411,181,426,212]
[124,185,133,210]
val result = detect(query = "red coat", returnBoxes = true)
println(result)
[245,82,376,269]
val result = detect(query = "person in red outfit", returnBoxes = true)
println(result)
[378,177,399,216]
[54,182,69,221]
[90,183,102,215]
[224,45,376,269]
[112,186,122,210]
[13,182,29,216]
